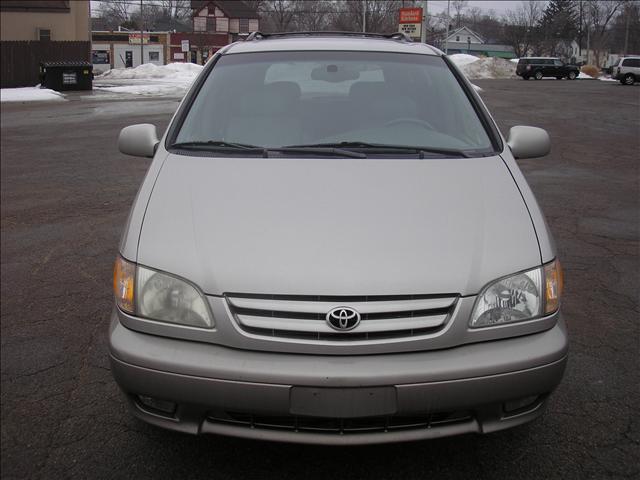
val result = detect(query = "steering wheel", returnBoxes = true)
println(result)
[384,117,434,130]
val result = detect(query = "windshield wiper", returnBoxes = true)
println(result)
[170,141,366,158]
[275,146,366,158]
[285,141,472,158]
[170,140,264,151]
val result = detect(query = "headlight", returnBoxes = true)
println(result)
[113,257,214,328]
[470,259,563,328]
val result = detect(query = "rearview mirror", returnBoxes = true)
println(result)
[507,126,550,159]
[118,124,159,158]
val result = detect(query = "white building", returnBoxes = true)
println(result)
[443,27,515,59]
[568,40,611,66]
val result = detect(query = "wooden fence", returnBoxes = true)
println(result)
[0,41,91,88]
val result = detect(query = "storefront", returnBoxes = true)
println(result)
[91,31,170,72]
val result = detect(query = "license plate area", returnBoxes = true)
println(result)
[290,387,397,418]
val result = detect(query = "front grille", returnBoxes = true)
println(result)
[225,293,458,342]
[207,411,473,434]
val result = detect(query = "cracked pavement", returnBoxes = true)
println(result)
[1,80,638,479]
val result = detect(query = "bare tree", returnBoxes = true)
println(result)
[466,6,483,29]
[130,4,162,31]
[461,7,501,41]
[259,0,298,31]
[295,1,333,31]
[502,0,544,57]
[97,0,132,30]
[609,1,640,55]
[153,0,192,31]
[451,0,469,28]
[584,0,626,65]
[328,0,402,33]
[160,0,191,22]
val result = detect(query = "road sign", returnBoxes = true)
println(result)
[399,7,422,40]
[399,7,422,23]
[399,23,422,38]
[181,40,190,52]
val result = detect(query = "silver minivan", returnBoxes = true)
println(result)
[111,32,567,445]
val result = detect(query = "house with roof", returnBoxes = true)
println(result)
[168,1,259,64]
[1,0,90,42]
[443,26,515,59]
[0,0,91,87]
[191,1,259,38]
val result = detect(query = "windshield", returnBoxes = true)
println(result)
[173,51,494,155]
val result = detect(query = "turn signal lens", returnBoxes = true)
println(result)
[114,256,135,314]
[544,259,563,314]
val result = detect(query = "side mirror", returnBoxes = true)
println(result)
[118,124,159,158]
[507,126,550,159]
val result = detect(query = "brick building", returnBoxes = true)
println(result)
[179,0,259,64]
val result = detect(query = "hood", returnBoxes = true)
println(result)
[137,154,540,297]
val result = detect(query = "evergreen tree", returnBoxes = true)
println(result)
[538,0,579,56]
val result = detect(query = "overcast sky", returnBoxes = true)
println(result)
[425,1,526,16]
[91,1,530,16]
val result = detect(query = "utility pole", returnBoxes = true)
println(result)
[624,6,630,56]
[586,26,590,65]
[420,0,427,43]
[140,0,144,65]
[578,0,582,57]
[362,0,366,33]
[445,0,451,54]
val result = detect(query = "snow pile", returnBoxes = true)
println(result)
[98,62,203,82]
[578,72,595,79]
[96,84,193,96]
[448,53,480,67]
[95,62,203,97]
[1,86,66,103]
[448,54,517,79]
[510,58,520,63]
[459,57,517,79]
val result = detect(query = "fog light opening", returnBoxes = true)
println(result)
[137,395,177,416]
[503,395,540,415]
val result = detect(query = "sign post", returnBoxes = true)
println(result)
[181,40,190,62]
[398,7,422,41]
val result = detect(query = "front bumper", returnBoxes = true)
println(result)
[109,313,568,445]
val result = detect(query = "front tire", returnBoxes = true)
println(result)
[534,71,543,80]
[568,71,577,80]
[624,73,635,85]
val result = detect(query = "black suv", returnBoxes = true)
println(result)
[516,58,580,80]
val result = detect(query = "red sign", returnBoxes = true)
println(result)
[399,7,422,24]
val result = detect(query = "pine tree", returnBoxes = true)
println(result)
[538,0,579,56]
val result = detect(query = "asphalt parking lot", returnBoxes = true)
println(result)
[1,79,638,479]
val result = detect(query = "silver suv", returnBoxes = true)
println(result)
[613,56,640,85]
[111,32,567,445]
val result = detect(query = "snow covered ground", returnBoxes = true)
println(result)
[94,62,203,97]
[449,54,517,79]
[1,87,66,103]
[450,54,606,81]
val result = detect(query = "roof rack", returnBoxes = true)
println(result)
[244,31,413,43]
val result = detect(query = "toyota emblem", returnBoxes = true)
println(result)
[326,307,361,331]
